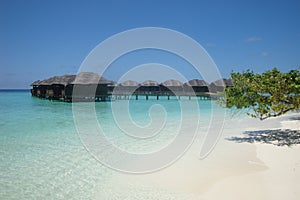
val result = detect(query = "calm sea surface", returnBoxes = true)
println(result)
[0,90,228,199]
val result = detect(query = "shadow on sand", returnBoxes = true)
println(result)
[289,116,300,121]
[227,129,300,147]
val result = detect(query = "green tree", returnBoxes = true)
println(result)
[219,68,300,120]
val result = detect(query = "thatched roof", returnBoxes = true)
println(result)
[31,72,111,86]
[119,80,139,86]
[141,80,159,86]
[184,79,208,87]
[31,80,42,86]
[71,72,110,85]
[211,79,234,87]
[31,73,234,89]
[161,79,183,87]
[37,75,76,86]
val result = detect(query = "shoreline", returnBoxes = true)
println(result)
[95,112,300,200]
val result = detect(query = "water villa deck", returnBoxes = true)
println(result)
[31,72,233,102]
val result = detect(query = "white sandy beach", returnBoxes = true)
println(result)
[95,112,300,200]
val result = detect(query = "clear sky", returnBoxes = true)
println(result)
[0,0,299,88]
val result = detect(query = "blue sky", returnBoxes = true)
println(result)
[0,0,299,88]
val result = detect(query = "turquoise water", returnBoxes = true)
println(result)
[0,90,226,199]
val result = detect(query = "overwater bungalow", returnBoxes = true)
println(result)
[31,72,111,101]
[112,80,140,95]
[140,80,160,94]
[160,79,184,95]
[67,72,112,101]
[31,73,233,102]
[31,75,76,99]
[209,78,234,93]
[183,79,209,95]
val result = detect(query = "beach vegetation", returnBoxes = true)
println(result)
[219,68,300,120]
